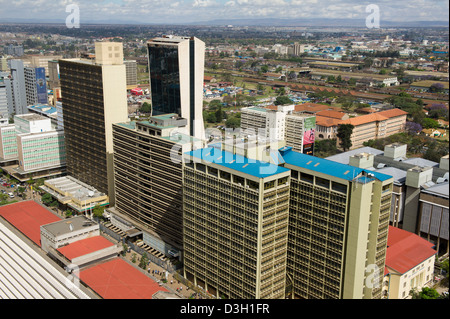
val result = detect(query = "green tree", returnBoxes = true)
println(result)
[337,124,354,151]
[274,96,293,106]
[139,252,149,269]
[41,193,53,205]
[205,112,217,123]
[122,243,128,257]
[140,102,152,113]
[422,118,440,129]
[410,287,440,299]
[93,205,105,219]
[215,105,224,122]
[225,116,241,129]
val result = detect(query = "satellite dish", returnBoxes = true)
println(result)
[88,191,94,197]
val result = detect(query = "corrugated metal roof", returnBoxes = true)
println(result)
[281,146,392,182]
[186,147,289,178]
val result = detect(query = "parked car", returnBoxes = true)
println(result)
[8,192,14,198]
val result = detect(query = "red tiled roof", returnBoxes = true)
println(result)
[377,108,408,118]
[294,103,331,113]
[315,115,343,127]
[57,236,115,261]
[316,110,347,119]
[340,113,389,126]
[0,201,61,247]
[79,258,168,299]
[385,226,436,274]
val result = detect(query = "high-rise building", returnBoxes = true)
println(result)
[5,59,27,116]
[3,44,24,57]
[111,114,203,256]
[0,72,9,118]
[14,114,65,178]
[241,105,316,154]
[124,60,137,87]
[24,67,48,106]
[182,143,291,299]
[0,56,8,72]
[279,146,393,299]
[0,124,18,163]
[47,60,60,90]
[147,36,205,140]
[24,55,63,76]
[59,42,128,205]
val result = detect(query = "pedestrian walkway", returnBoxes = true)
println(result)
[121,249,198,299]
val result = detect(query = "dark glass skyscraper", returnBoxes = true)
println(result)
[148,45,181,116]
[147,36,205,140]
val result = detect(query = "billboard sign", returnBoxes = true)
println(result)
[302,116,316,156]
[35,67,48,104]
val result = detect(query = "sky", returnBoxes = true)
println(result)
[0,0,448,25]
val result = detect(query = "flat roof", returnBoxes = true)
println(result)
[325,147,385,165]
[44,176,106,201]
[186,147,290,178]
[15,113,48,122]
[280,146,392,182]
[0,201,62,246]
[41,215,97,237]
[57,236,114,261]
[0,220,95,299]
[79,258,169,299]
[403,157,439,168]
[421,182,449,198]
[374,167,407,185]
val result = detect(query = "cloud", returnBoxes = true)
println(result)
[0,0,447,24]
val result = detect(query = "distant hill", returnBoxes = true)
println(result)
[188,18,449,28]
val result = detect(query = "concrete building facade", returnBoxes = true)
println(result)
[111,115,203,257]
[182,145,291,299]
[59,42,128,205]
[281,146,394,299]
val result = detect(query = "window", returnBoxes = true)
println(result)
[300,173,313,184]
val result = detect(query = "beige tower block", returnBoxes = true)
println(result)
[95,42,124,65]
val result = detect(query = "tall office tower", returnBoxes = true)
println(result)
[241,105,316,155]
[13,114,65,179]
[4,44,24,57]
[0,73,9,118]
[147,35,205,140]
[0,56,8,72]
[279,146,393,299]
[0,124,18,163]
[112,114,203,256]
[24,67,48,106]
[59,42,128,205]
[182,144,291,299]
[47,60,60,90]
[5,59,27,115]
[124,60,138,87]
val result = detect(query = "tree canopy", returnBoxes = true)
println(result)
[337,124,354,151]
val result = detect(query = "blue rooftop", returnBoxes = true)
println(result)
[279,146,393,182]
[186,147,290,178]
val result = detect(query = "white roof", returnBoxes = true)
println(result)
[0,221,94,299]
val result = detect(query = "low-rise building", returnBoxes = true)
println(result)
[40,175,109,214]
[383,226,437,299]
